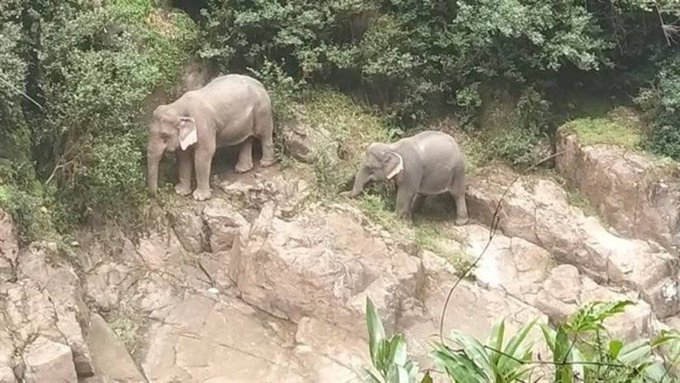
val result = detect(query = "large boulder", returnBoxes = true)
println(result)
[86,313,145,382]
[201,199,249,253]
[467,168,680,318]
[140,293,308,382]
[402,250,549,370]
[230,202,424,334]
[535,265,654,341]
[22,337,77,383]
[17,243,94,377]
[556,128,680,249]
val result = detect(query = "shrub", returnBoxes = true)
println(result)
[364,299,680,382]
[32,0,197,222]
[638,53,680,160]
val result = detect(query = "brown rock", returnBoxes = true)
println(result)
[202,199,249,253]
[556,129,680,249]
[535,265,654,341]
[17,244,94,377]
[230,204,424,334]
[86,313,145,382]
[282,121,314,163]
[171,209,208,254]
[405,250,549,368]
[467,168,680,318]
[22,337,77,383]
[0,367,15,383]
[293,317,367,382]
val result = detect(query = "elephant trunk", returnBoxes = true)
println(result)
[146,144,164,196]
[350,167,369,197]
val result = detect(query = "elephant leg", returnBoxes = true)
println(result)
[411,194,425,214]
[175,148,193,196]
[235,137,254,173]
[192,144,215,201]
[259,111,276,167]
[395,187,416,221]
[450,178,469,225]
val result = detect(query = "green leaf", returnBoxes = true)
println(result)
[419,371,433,383]
[617,339,651,365]
[388,334,408,366]
[497,318,536,376]
[609,339,623,358]
[487,319,506,365]
[449,330,494,381]
[366,298,386,366]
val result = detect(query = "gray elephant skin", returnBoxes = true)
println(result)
[348,130,469,225]
[146,74,275,201]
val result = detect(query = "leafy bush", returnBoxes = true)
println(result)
[32,0,196,222]
[365,299,680,382]
[638,53,680,160]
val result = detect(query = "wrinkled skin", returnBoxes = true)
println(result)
[147,74,276,201]
[348,130,469,225]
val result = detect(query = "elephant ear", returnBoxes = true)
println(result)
[383,151,404,180]
[178,116,197,151]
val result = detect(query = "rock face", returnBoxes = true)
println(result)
[86,313,145,382]
[0,210,17,283]
[467,168,680,319]
[556,129,680,249]
[230,202,424,334]
[22,337,77,383]
[3,122,680,383]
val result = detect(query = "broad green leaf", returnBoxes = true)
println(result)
[617,339,651,365]
[432,345,487,383]
[386,364,410,383]
[388,334,408,366]
[497,318,536,376]
[609,339,624,358]
[366,298,386,365]
[449,330,494,381]
[553,326,573,383]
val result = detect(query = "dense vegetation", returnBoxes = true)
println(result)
[1,0,678,240]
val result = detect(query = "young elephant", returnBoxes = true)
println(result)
[146,74,275,201]
[347,130,469,225]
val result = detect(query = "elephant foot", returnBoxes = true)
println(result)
[192,188,211,201]
[175,184,192,196]
[454,216,470,226]
[234,162,253,174]
[260,157,276,167]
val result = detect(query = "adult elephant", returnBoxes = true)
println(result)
[346,130,469,225]
[146,74,275,201]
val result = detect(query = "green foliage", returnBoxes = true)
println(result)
[639,53,680,160]
[198,0,626,127]
[364,299,680,382]
[0,0,197,235]
[432,319,537,382]
[564,116,642,149]
[365,298,423,383]
[540,301,677,382]
[302,89,392,197]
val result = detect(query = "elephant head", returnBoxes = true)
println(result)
[349,143,404,197]
[146,104,197,195]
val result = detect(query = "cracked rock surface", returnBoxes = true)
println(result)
[0,126,678,382]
